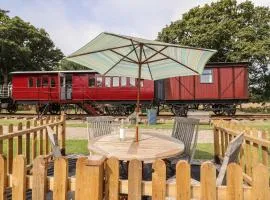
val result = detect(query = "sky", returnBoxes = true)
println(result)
[1,0,270,56]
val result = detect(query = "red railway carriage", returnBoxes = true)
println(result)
[11,70,154,115]
[1,62,248,116]
[155,62,249,115]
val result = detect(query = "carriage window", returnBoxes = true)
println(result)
[60,77,64,87]
[130,78,135,87]
[50,78,56,88]
[112,77,119,87]
[28,77,34,88]
[105,77,111,87]
[200,69,213,83]
[88,76,95,87]
[140,80,144,87]
[42,77,48,87]
[96,77,103,87]
[36,78,41,88]
[121,77,127,87]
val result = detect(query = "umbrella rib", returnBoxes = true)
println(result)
[144,44,199,75]
[110,49,138,63]
[103,47,139,75]
[143,43,216,52]
[67,44,134,58]
[130,40,140,62]
[104,33,216,53]
[142,48,153,80]
[144,57,169,64]
[141,46,167,64]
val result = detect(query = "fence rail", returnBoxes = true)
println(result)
[0,115,66,174]
[0,155,269,200]
[213,120,269,185]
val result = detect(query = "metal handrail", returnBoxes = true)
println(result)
[0,84,12,98]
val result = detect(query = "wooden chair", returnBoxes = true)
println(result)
[169,117,200,164]
[86,116,115,140]
[46,126,62,158]
[167,133,244,191]
[215,133,244,185]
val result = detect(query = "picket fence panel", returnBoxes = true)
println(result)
[0,115,66,174]
[0,155,269,200]
[213,120,270,185]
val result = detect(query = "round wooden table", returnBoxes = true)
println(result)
[88,132,184,162]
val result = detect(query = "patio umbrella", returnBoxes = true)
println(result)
[67,32,217,142]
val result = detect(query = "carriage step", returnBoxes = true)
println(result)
[77,103,99,115]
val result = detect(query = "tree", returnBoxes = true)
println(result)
[157,0,270,101]
[0,10,64,86]
[58,59,89,70]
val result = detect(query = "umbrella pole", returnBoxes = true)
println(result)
[135,63,142,142]
[136,44,143,142]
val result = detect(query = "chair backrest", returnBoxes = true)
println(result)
[86,116,115,140]
[172,117,200,162]
[46,126,62,158]
[216,133,244,186]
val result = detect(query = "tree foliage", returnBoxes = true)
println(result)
[0,9,64,85]
[158,0,270,101]
[58,59,89,70]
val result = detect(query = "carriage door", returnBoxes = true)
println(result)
[60,74,66,100]
[60,74,72,100]
[65,74,72,100]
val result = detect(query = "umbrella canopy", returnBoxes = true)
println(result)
[67,32,217,142]
[67,32,217,80]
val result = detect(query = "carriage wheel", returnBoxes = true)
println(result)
[171,105,188,117]
[225,105,236,116]
[49,103,61,115]
[7,103,17,114]
[212,104,225,115]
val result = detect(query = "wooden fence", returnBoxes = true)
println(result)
[0,115,66,173]
[213,120,269,185]
[0,155,269,200]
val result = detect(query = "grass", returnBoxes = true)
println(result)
[0,138,213,160]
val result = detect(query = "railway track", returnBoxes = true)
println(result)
[210,114,270,120]
[0,113,269,121]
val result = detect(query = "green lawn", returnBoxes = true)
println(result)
[0,139,214,160]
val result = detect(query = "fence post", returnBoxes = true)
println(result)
[53,157,68,200]
[227,163,243,200]
[39,119,44,155]
[45,118,49,155]
[245,129,252,176]
[7,124,13,174]
[128,159,142,200]
[17,122,23,155]
[251,164,269,200]
[176,161,190,200]
[0,155,7,200]
[200,162,216,200]
[152,159,166,200]
[251,129,259,168]
[75,156,105,200]
[25,121,31,165]
[12,155,26,200]
[213,126,220,163]
[32,120,37,161]
[60,115,66,155]
[32,156,48,200]
[105,157,119,200]
[0,126,3,154]
[261,131,269,166]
